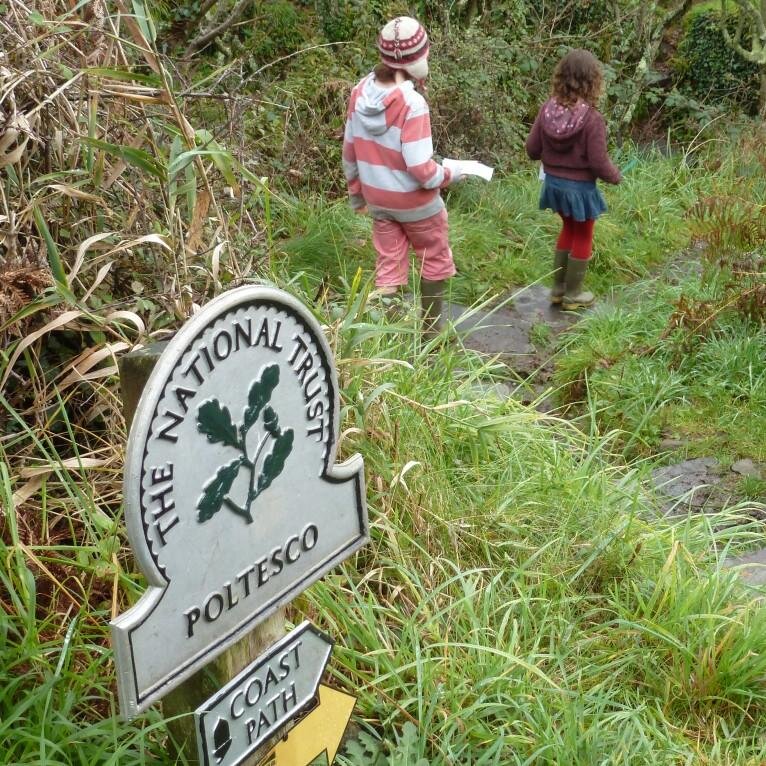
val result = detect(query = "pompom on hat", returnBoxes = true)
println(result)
[377,17,430,80]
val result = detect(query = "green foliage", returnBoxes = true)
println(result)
[314,0,527,44]
[294,287,766,764]
[208,0,310,71]
[0,407,169,763]
[344,723,430,765]
[569,0,612,31]
[428,27,529,169]
[315,0,387,44]
[4,137,766,763]
[160,0,203,26]
[676,9,760,111]
[244,43,357,191]
[6,2,766,764]
[272,146,700,306]
[554,274,766,460]
[525,0,638,70]
[247,0,305,64]
[542,0,617,60]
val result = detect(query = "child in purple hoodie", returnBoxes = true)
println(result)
[526,49,621,309]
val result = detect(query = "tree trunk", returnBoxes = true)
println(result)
[618,0,693,134]
[464,0,480,26]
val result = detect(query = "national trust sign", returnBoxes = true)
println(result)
[111,286,368,718]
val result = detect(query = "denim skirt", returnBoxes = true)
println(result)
[539,173,607,221]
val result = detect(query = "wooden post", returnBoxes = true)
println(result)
[162,613,286,765]
[119,343,286,765]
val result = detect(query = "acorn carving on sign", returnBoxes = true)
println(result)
[213,717,233,763]
[196,365,294,525]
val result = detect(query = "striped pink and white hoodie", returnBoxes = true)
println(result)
[343,74,453,223]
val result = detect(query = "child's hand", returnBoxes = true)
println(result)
[355,205,369,215]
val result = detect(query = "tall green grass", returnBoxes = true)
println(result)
[0,403,169,764]
[554,273,766,463]
[290,299,766,764]
[4,279,765,764]
[273,145,715,307]
[3,127,766,765]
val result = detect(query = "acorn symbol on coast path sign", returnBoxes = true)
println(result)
[212,717,232,763]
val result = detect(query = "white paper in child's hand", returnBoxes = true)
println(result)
[443,158,494,181]
[538,164,546,181]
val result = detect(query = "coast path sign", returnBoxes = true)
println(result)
[111,286,368,718]
[194,621,334,766]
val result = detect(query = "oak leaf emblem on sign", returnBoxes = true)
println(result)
[195,364,294,524]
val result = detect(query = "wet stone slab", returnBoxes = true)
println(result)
[725,548,766,588]
[650,457,735,515]
[731,458,763,479]
[449,284,580,378]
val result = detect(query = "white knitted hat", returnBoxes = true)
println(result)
[377,16,430,80]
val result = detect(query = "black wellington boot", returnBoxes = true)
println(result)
[420,278,446,340]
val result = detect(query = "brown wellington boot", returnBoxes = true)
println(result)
[562,256,594,310]
[550,248,569,304]
[420,278,446,341]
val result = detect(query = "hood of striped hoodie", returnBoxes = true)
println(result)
[354,75,413,136]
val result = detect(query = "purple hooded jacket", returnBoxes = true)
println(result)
[526,98,621,185]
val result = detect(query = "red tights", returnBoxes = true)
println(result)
[556,215,595,260]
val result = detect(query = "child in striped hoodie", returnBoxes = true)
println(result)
[342,16,461,337]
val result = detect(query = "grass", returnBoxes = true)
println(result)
[2,27,766,761]
[5,271,766,763]
[275,143,711,308]
[293,303,766,764]
[553,272,766,467]
[0,407,168,764]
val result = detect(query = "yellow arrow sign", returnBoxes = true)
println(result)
[260,684,356,766]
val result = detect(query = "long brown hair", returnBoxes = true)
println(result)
[551,49,604,107]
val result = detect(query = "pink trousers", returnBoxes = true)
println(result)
[371,209,455,288]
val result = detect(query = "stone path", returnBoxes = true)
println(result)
[649,457,765,587]
[448,284,579,410]
[650,458,735,515]
[650,458,764,516]
[444,287,766,587]
[725,548,766,587]
[450,283,578,377]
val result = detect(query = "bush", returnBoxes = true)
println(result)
[676,9,760,112]
[242,0,308,66]
[315,0,407,44]
[428,27,530,168]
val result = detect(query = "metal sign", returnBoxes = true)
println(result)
[111,286,367,718]
[195,621,333,766]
